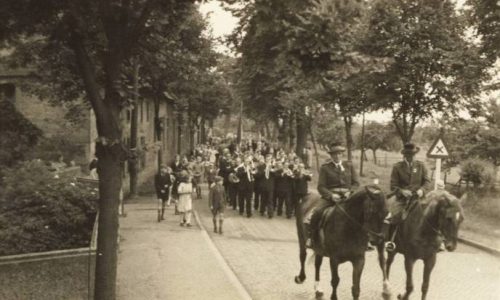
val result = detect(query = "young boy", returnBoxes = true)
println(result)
[209,176,227,234]
[155,165,172,221]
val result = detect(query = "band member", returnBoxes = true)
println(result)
[274,161,295,218]
[191,156,204,199]
[255,155,276,218]
[253,156,265,212]
[307,142,359,247]
[293,163,312,213]
[228,159,240,210]
[236,156,256,218]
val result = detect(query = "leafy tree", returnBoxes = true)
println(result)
[2,1,196,298]
[467,0,500,62]
[357,121,400,163]
[364,0,489,143]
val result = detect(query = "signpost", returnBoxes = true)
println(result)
[427,131,451,190]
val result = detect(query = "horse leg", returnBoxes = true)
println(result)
[329,258,340,300]
[421,254,436,300]
[398,257,415,300]
[294,245,307,284]
[295,211,307,284]
[351,256,365,300]
[314,255,324,298]
[386,250,396,279]
[377,243,392,299]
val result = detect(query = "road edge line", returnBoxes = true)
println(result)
[458,237,500,258]
[193,210,253,300]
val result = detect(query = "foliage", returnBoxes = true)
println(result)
[467,0,500,61]
[459,158,496,189]
[0,100,42,168]
[0,160,98,256]
[29,134,87,165]
[364,0,489,142]
[357,121,401,162]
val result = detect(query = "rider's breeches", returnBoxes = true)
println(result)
[385,195,406,224]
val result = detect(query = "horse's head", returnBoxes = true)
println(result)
[361,185,388,245]
[427,191,465,252]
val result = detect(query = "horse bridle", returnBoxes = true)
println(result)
[334,187,385,240]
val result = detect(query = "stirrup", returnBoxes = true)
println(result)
[385,241,396,252]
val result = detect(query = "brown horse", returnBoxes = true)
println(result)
[295,186,389,300]
[384,191,465,300]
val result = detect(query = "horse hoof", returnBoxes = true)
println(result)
[294,275,305,284]
[315,290,324,299]
[382,292,392,300]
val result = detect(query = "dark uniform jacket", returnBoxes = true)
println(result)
[209,184,226,211]
[317,160,359,200]
[254,163,275,192]
[274,169,294,193]
[390,160,430,194]
[236,165,254,192]
[293,172,312,195]
[155,173,172,199]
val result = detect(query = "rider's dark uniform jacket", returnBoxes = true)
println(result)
[390,160,430,196]
[317,159,359,200]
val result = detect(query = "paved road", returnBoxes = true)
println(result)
[194,186,500,300]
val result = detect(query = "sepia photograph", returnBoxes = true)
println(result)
[0,0,499,299]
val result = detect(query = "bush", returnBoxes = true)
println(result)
[0,160,98,256]
[459,158,496,190]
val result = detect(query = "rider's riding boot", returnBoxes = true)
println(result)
[381,222,391,240]
[161,208,165,220]
[219,220,223,234]
[213,218,217,233]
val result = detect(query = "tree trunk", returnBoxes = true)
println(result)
[265,122,271,141]
[128,61,139,197]
[372,149,377,164]
[177,112,183,155]
[359,113,365,176]
[344,116,354,161]
[223,113,231,136]
[289,112,296,151]
[295,114,308,161]
[154,87,162,171]
[308,122,321,174]
[199,117,205,144]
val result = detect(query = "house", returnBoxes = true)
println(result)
[0,67,195,195]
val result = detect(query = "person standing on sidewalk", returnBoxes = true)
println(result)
[209,176,227,234]
[155,165,172,221]
[177,171,194,227]
[191,156,204,199]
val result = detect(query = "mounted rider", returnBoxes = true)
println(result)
[306,142,359,248]
[383,142,431,250]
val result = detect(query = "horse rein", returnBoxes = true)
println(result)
[333,188,385,239]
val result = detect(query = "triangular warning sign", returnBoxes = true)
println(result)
[427,137,450,158]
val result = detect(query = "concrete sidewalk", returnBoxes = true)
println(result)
[117,198,251,300]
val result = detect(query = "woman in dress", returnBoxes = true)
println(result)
[177,170,194,227]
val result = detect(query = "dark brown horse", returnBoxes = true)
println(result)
[384,191,465,300]
[295,186,389,300]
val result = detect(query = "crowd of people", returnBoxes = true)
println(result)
[154,137,314,233]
